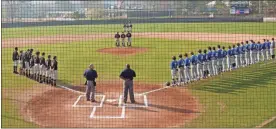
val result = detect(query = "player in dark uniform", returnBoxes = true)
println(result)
[12,47,19,74]
[19,50,24,75]
[39,52,47,83]
[126,31,132,47]
[128,21,132,32]
[34,51,40,82]
[51,56,58,86]
[115,32,120,47]
[121,32,126,47]
[29,55,35,80]
[123,23,127,32]
[46,55,52,84]
[24,49,31,77]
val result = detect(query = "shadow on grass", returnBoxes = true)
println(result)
[191,62,276,94]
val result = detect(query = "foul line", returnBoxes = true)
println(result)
[139,87,170,96]
[57,84,85,95]
[255,116,276,128]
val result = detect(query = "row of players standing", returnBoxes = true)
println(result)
[170,38,276,86]
[114,21,133,47]
[12,47,58,86]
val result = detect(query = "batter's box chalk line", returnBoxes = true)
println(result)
[90,106,126,119]
[118,94,148,108]
[72,95,106,108]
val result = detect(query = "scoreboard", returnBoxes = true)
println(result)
[230,1,250,15]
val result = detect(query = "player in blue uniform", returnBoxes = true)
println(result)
[235,43,241,68]
[262,39,267,61]
[217,45,223,74]
[170,56,178,86]
[232,45,237,69]
[190,52,198,81]
[252,41,258,64]
[249,40,254,64]
[177,54,185,85]
[240,42,246,67]
[222,46,227,72]
[202,49,208,78]
[207,47,213,76]
[227,46,233,71]
[256,42,262,62]
[184,53,191,83]
[245,41,250,65]
[211,47,218,75]
[266,39,272,60]
[197,50,204,80]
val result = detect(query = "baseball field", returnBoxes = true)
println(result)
[2,22,276,128]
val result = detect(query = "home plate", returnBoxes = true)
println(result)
[106,99,117,103]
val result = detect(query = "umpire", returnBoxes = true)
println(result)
[83,64,98,102]
[120,64,136,103]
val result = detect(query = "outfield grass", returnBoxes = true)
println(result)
[2,22,276,39]
[2,37,276,127]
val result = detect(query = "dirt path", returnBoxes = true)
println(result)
[3,81,200,128]
[3,32,275,48]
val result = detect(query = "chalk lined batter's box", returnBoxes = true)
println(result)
[72,95,105,108]
[118,94,148,108]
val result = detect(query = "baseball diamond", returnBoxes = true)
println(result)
[1,1,276,128]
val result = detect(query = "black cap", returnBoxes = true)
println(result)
[42,52,45,55]
[217,45,221,48]
[203,49,207,53]
[53,56,57,59]
[184,53,188,57]
[179,54,182,58]
[15,47,18,50]
[191,52,194,55]
[172,56,176,60]
[126,64,130,69]
[48,55,51,58]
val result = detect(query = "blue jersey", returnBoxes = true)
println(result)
[267,42,271,49]
[170,60,178,70]
[217,49,223,58]
[246,44,251,51]
[227,49,232,56]
[184,57,191,66]
[235,47,240,55]
[262,43,266,49]
[223,50,227,57]
[178,58,185,67]
[241,45,246,53]
[258,44,263,50]
[203,54,208,62]
[191,55,198,65]
[197,53,203,63]
[232,48,236,55]
[212,50,217,59]
[207,51,213,60]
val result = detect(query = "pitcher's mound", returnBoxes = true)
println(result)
[97,47,148,56]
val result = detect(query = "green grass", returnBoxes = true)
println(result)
[2,22,276,39]
[2,37,276,127]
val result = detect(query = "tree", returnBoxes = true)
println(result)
[72,11,81,19]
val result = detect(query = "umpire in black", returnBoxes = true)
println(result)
[120,64,136,103]
[83,64,98,102]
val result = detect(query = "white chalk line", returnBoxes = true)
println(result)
[72,95,105,108]
[139,87,170,96]
[118,95,148,108]
[255,116,276,128]
[57,84,85,94]
[90,105,126,119]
